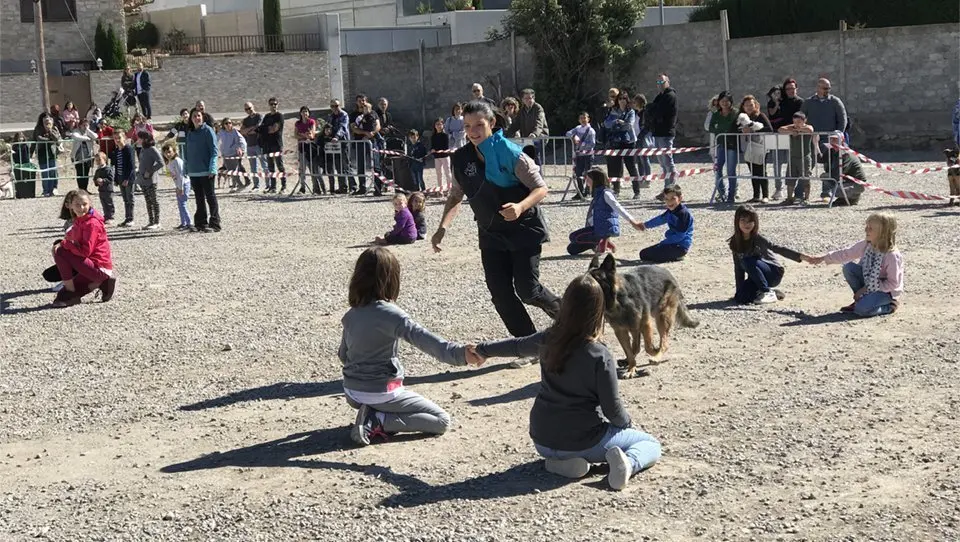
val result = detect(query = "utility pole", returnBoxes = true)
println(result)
[33,0,50,111]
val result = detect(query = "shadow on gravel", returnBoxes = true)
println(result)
[925,210,960,218]
[24,231,168,242]
[160,427,430,494]
[777,310,853,327]
[379,460,570,508]
[467,382,539,407]
[0,288,54,315]
[179,364,510,411]
[9,226,61,236]
[687,299,738,311]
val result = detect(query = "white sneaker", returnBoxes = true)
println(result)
[755,290,778,304]
[544,457,590,479]
[605,447,632,490]
[51,189,59,197]
[146,223,160,230]
[52,282,64,293]
[772,188,783,200]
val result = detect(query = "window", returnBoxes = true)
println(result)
[20,0,78,23]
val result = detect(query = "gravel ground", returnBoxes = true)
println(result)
[1,126,959,541]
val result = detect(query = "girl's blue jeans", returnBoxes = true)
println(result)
[714,146,738,202]
[177,181,192,226]
[842,262,895,317]
[534,425,661,475]
[40,159,58,195]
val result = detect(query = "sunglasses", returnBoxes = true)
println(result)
[269,102,278,106]
[656,80,666,84]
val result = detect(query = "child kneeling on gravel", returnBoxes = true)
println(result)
[51,190,117,307]
[340,247,483,446]
[469,274,661,490]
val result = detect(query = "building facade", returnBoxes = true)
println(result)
[1,0,126,74]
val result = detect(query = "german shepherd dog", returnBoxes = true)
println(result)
[945,148,960,206]
[588,254,699,378]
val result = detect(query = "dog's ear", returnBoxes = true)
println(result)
[601,253,617,273]
[588,254,601,271]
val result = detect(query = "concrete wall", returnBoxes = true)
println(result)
[342,21,958,149]
[204,10,262,36]
[146,0,259,13]
[145,5,205,39]
[0,74,44,125]
[343,37,535,131]
[280,0,396,28]
[89,52,331,119]
[341,26,452,55]
[0,0,125,75]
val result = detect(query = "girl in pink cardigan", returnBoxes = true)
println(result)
[804,213,903,317]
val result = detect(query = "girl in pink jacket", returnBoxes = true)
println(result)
[804,213,903,317]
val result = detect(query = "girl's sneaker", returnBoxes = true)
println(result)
[544,457,590,479]
[605,447,632,491]
[51,282,64,293]
[754,290,778,304]
[350,405,389,446]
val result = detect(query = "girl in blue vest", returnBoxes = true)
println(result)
[567,169,642,255]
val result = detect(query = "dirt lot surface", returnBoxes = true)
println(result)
[1,142,958,541]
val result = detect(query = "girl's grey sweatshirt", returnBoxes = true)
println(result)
[339,301,467,393]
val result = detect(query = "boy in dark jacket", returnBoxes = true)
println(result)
[637,184,693,263]
[109,132,136,227]
[92,152,115,223]
[407,129,428,192]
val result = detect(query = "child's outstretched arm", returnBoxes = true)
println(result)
[643,211,668,230]
[395,313,467,367]
[474,331,548,361]
[803,239,867,265]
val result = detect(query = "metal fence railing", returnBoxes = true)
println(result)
[715,131,858,206]
[163,34,325,55]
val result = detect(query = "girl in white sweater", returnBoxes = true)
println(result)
[162,143,192,230]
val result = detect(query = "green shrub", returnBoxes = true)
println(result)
[263,0,283,51]
[162,27,188,53]
[105,24,126,70]
[127,20,161,51]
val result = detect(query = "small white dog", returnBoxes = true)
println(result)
[736,113,763,132]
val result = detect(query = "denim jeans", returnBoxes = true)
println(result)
[247,145,267,188]
[735,256,784,304]
[636,134,653,177]
[177,181,192,226]
[654,136,676,187]
[534,425,662,475]
[768,149,788,192]
[40,159,58,195]
[842,262,895,317]
[714,146,739,202]
[567,226,605,255]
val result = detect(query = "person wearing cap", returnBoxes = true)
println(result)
[800,78,847,199]
[707,91,739,203]
[777,111,815,205]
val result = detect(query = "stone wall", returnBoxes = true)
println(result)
[342,21,959,149]
[89,52,332,120]
[0,0,125,74]
[0,74,44,128]
[343,38,536,131]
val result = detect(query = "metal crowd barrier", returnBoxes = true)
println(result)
[715,131,854,205]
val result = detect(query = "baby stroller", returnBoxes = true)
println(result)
[103,88,134,119]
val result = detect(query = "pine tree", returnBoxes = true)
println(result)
[106,24,126,70]
[94,20,111,66]
[262,0,283,52]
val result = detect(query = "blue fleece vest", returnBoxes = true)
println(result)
[590,187,620,238]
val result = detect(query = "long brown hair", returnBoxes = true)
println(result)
[407,191,425,214]
[728,204,760,254]
[542,275,605,374]
[348,247,401,307]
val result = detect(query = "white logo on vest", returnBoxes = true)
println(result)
[464,162,478,177]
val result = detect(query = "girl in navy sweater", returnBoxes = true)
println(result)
[567,169,642,255]
[472,274,662,490]
[729,205,807,304]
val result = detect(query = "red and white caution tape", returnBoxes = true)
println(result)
[608,167,712,183]
[221,169,288,178]
[581,146,706,157]
[831,144,946,175]
[841,174,951,201]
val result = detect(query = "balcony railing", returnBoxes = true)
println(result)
[163,33,325,55]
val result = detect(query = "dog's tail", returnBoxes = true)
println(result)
[676,296,699,328]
